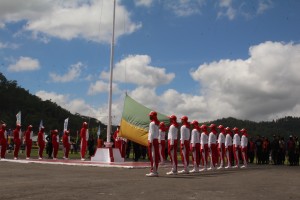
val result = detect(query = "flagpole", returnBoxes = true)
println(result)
[105,0,116,147]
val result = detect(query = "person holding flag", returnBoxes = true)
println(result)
[24,125,33,159]
[80,122,88,161]
[13,124,22,159]
[0,123,7,159]
[146,111,160,177]
[62,130,71,159]
[37,126,46,159]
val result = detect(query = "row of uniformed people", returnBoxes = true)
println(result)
[146,111,248,177]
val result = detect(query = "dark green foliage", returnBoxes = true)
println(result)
[0,73,108,141]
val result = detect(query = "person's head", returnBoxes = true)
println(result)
[1,123,6,130]
[225,127,231,134]
[169,115,177,123]
[191,120,199,128]
[40,126,45,132]
[16,124,21,130]
[200,124,207,132]
[180,116,188,124]
[27,125,33,131]
[209,124,216,131]
[82,122,88,129]
[148,111,158,121]
[232,127,239,134]
[218,125,224,131]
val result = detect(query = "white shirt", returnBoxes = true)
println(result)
[218,132,225,148]
[208,132,217,147]
[200,132,208,149]
[241,135,248,148]
[168,124,178,145]
[180,125,190,144]
[233,133,241,146]
[158,129,166,143]
[225,134,232,148]
[190,129,200,147]
[148,121,159,143]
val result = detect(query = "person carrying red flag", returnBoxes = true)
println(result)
[166,115,179,175]
[146,111,160,177]
[24,125,33,159]
[37,126,46,159]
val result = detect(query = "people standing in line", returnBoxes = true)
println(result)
[80,122,88,161]
[13,124,22,160]
[24,125,33,159]
[146,111,160,177]
[52,129,59,160]
[166,115,179,175]
[179,116,190,174]
[240,128,248,168]
[199,124,209,171]
[46,132,53,159]
[225,127,233,168]
[232,127,240,168]
[158,122,167,165]
[208,124,218,170]
[190,120,200,173]
[62,130,71,159]
[37,126,46,159]
[217,125,226,169]
[0,123,7,159]
[255,135,263,164]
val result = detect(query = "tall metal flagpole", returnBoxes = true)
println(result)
[105,0,116,147]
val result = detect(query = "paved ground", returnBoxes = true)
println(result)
[0,160,299,200]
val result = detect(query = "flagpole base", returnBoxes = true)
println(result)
[91,144,124,163]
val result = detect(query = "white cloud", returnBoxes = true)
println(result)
[36,90,123,125]
[165,0,205,17]
[257,0,273,14]
[217,0,236,20]
[8,56,40,72]
[101,54,175,87]
[134,0,153,7]
[49,62,84,83]
[0,41,19,49]
[0,0,141,43]
[88,80,121,95]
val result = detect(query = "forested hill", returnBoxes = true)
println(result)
[0,73,105,139]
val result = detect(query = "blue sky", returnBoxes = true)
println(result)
[1,0,300,124]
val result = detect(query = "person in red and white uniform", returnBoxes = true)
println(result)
[146,111,160,177]
[199,124,209,171]
[240,128,248,168]
[37,126,46,159]
[232,127,241,168]
[13,124,22,160]
[80,122,88,161]
[113,127,121,153]
[24,125,33,159]
[190,120,200,173]
[52,129,59,160]
[208,124,218,170]
[0,123,7,159]
[217,125,226,169]
[179,116,190,174]
[225,127,233,168]
[166,115,179,175]
[62,130,71,159]
[158,122,167,165]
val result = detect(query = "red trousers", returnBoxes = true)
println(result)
[148,139,159,173]
[241,147,248,165]
[168,139,178,172]
[53,143,59,158]
[210,144,218,167]
[38,142,45,158]
[25,140,32,158]
[14,139,21,158]
[218,144,226,165]
[0,139,7,158]
[180,140,190,169]
[200,144,209,167]
[190,143,200,167]
[64,144,70,158]
[81,140,87,158]
[159,140,166,162]
[233,145,240,166]
[226,146,233,166]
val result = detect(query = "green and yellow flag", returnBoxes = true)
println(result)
[119,94,169,146]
